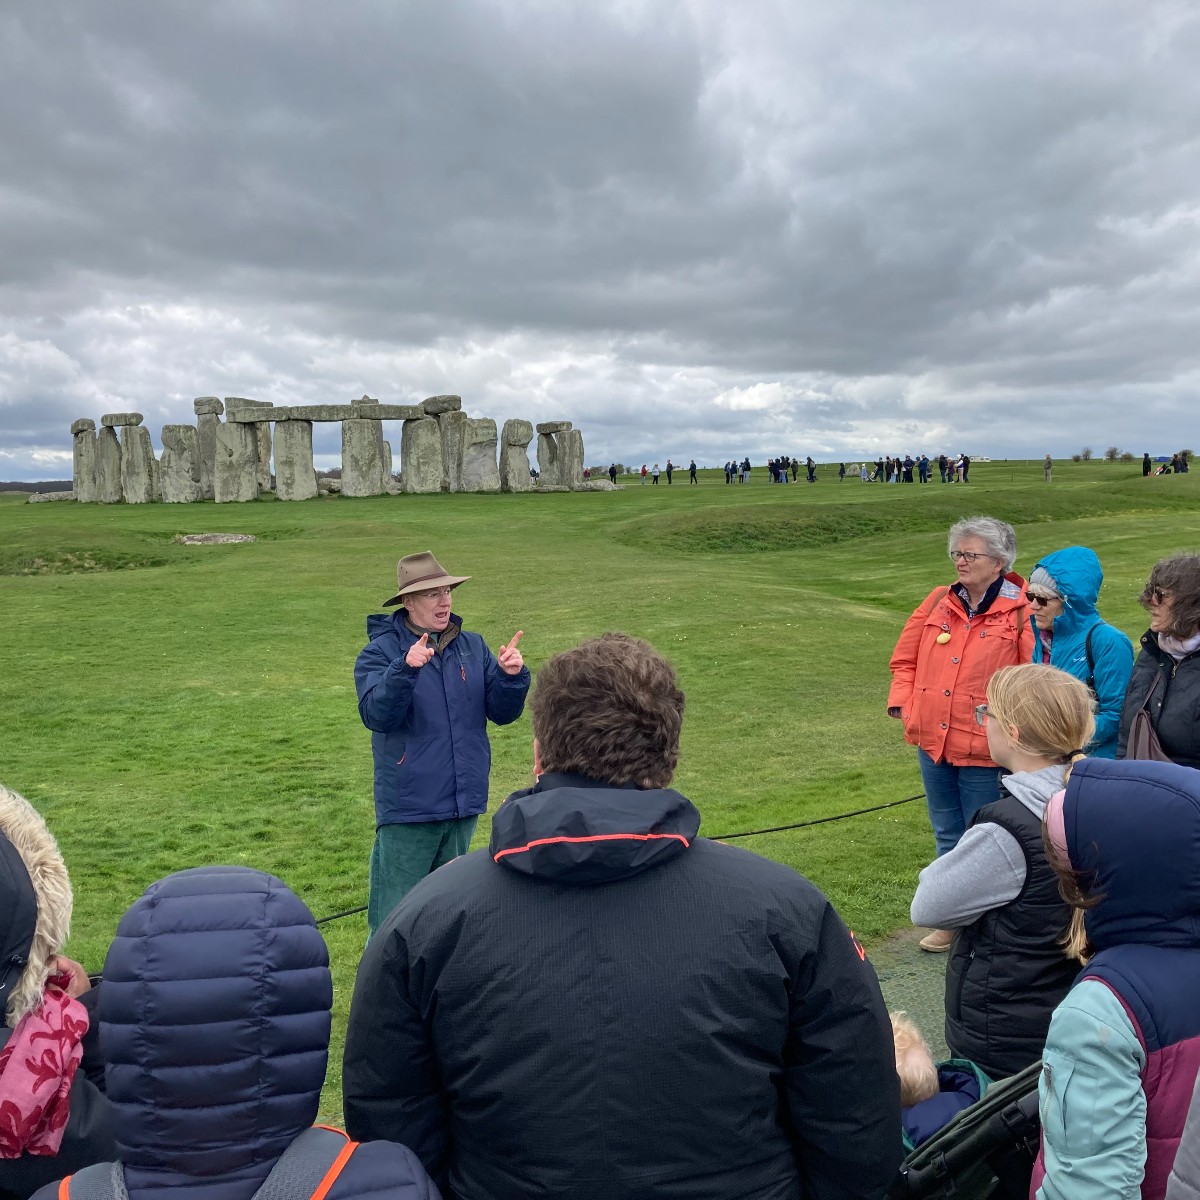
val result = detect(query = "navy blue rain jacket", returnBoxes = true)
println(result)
[354,613,530,826]
[35,867,438,1200]
[1028,546,1134,757]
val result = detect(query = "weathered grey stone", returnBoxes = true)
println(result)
[73,427,98,502]
[120,425,156,504]
[341,418,386,497]
[95,427,122,502]
[352,394,377,406]
[226,405,289,422]
[438,410,468,492]
[499,420,534,493]
[214,421,259,503]
[381,439,393,483]
[317,477,342,494]
[255,420,272,492]
[101,412,144,428]
[150,454,162,502]
[349,404,425,421]
[460,419,501,492]
[71,418,96,435]
[160,425,202,503]
[197,412,219,500]
[401,418,443,493]
[422,394,462,416]
[535,421,572,435]
[501,419,534,446]
[274,421,318,502]
[225,396,270,409]
[175,533,256,545]
[559,428,586,489]
[578,479,621,491]
[536,432,560,487]
[193,396,224,416]
[27,490,75,503]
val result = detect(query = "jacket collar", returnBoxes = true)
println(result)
[490,774,701,885]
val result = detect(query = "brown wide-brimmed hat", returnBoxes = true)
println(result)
[383,551,471,607]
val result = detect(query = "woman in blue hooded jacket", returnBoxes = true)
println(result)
[1026,546,1134,757]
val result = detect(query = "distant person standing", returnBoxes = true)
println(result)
[806,456,816,483]
[741,457,751,483]
[688,459,697,484]
[651,463,660,485]
[1044,455,1053,483]
[938,454,948,484]
[961,454,971,483]
[838,462,846,482]
[354,551,530,934]
[791,458,799,482]
[1143,453,1153,477]
[609,463,618,485]
[666,459,674,485]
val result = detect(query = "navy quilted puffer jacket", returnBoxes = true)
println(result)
[53,867,438,1200]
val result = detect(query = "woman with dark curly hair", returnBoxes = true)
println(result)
[1117,553,1200,768]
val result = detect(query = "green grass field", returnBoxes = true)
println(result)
[2,457,1197,1115]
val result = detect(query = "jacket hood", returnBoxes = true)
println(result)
[1032,547,1102,627]
[0,783,72,1027]
[490,772,701,884]
[1063,758,1200,952]
[100,866,332,1193]
[1002,764,1068,819]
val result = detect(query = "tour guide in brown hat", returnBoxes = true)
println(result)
[354,551,530,934]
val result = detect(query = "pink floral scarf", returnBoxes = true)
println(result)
[0,975,88,1158]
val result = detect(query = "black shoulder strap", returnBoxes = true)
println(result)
[63,1130,354,1200]
[1084,624,1097,691]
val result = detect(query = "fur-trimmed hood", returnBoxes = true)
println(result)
[0,783,72,1026]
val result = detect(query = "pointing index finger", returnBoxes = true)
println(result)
[506,631,524,653]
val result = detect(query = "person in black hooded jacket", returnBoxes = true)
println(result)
[343,633,900,1200]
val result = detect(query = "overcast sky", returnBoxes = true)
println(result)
[2,1,1199,479]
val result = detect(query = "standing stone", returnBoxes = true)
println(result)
[150,455,162,502]
[194,397,223,500]
[214,421,259,503]
[226,399,273,491]
[95,427,122,503]
[438,410,468,492]
[537,432,561,487]
[274,421,318,502]
[401,417,443,493]
[120,425,156,504]
[460,419,501,492]
[342,417,386,497]
[72,419,98,502]
[381,439,393,482]
[422,394,462,416]
[160,425,202,503]
[499,419,534,493]
[559,428,586,489]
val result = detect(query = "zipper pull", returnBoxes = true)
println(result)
[461,665,467,683]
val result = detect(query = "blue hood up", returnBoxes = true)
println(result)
[100,867,333,1200]
[1032,547,1101,632]
[1063,758,1200,953]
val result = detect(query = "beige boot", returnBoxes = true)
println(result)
[919,928,954,953]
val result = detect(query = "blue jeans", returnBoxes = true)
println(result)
[917,749,1002,857]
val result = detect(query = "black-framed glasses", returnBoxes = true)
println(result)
[974,704,989,727]
[1027,593,1059,607]
[950,550,991,563]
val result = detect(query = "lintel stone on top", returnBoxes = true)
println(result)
[100,412,144,427]
[535,421,572,434]
[71,418,96,434]
[193,396,224,416]
[226,403,424,423]
[422,394,462,416]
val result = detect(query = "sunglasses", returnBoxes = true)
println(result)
[974,704,989,726]
[1145,587,1167,606]
[1027,592,1060,607]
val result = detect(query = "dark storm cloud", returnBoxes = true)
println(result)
[2,0,1199,477]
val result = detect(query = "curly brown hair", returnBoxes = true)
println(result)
[1140,553,1200,638]
[529,633,685,789]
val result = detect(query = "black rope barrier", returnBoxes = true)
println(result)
[313,792,925,926]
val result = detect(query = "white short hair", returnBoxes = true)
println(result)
[949,516,1018,571]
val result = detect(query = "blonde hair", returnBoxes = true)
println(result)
[986,664,1095,765]
[891,1011,939,1106]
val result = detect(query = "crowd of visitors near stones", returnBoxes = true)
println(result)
[4,534,1200,1200]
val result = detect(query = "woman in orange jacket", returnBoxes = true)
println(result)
[888,516,1035,951]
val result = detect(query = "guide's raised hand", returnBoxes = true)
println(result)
[498,630,525,676]
[405,632,436,669]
